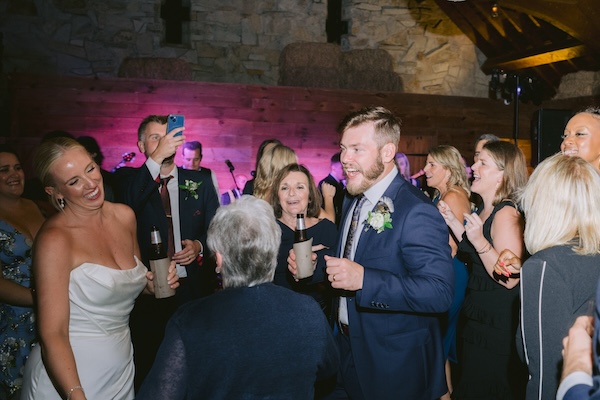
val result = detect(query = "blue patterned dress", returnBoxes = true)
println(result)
[0,220,36,399]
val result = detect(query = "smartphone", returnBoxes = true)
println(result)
[167,114,185,137]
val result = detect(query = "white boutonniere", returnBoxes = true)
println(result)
[363,196,394,233]
[178,180,201,200]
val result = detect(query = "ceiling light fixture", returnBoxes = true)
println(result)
[491,2,499,18]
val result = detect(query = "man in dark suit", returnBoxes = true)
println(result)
[113,115,219,390]
[295,106,454,399]
[319,152,346,226]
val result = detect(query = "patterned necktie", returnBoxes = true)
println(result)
[160,176,175,259]
[343,195,367,259]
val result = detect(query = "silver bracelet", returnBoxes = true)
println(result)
[66,385,84,400]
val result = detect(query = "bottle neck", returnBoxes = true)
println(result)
[296,214,306,230]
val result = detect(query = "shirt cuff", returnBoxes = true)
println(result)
[556,371,593,400]
[194,240,203,256]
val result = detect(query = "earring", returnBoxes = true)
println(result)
[58,198,65,209]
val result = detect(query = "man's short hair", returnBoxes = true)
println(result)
[137,115,167,142]
[475,133,500,146]
[330,152,341,164]
[183,141,202,155]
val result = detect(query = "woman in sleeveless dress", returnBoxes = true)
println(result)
[438,141,529,399]
[21,138,179,400]
[0,146,45,399]
[423,145,471,399]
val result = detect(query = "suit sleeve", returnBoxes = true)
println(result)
[357,201,454,314]
[194,176,219,247]
[113,164,158,212]
[558,372,596,400]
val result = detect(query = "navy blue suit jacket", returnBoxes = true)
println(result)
[114,164,219,299]
[338,174,454,399]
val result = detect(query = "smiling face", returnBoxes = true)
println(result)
[0,152,25,199]
[561,113,600,169]
[278,171,310,220]
[470,149,503,197]
[423,154,448,192]
[340,123,394,196]
[46,147,104,210]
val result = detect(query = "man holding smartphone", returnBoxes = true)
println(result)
[113,115,220,390]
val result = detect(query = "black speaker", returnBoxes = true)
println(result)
[530,108,575,167]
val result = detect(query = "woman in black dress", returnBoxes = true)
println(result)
[438,141,529,399]
[270,163,338,314]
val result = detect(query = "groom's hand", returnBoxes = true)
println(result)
[325,255,364,291]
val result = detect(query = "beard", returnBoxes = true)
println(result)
[346,155,385,196]
[162,153,176,166]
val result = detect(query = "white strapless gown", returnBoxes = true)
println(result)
[21,257,147,400]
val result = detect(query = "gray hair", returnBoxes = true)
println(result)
[475,133,500,146]
[207,196,281,288]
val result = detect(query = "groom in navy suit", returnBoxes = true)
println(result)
[113,115,219,390]
[296,106,454,399]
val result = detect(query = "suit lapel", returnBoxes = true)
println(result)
[354,175,405,261]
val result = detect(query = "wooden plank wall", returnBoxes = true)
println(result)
[7,73,552,190]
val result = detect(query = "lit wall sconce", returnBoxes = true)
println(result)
[491,2,499,18]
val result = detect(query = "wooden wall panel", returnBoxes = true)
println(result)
[7,73,575,194]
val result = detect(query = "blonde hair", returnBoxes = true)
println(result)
[33,137,88,211]
[483,141,528,206]
[521,154,600,255]
[428,145,470,198]
[253,144,298,200]
[395,152,411,180]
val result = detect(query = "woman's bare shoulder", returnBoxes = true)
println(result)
[104,201,136,223]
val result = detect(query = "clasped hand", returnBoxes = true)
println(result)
[287,248,363,290]
[494,249,522,277]
[172,239,200,265]
[286,244,326,282]
[145,261,180,294]
[324,255,364,291]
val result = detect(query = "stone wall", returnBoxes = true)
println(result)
[0,0,595,99]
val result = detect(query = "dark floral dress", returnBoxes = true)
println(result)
[0,221,36,399]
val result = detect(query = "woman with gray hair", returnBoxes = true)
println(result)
[136,196,338,400]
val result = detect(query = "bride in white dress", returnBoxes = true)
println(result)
[21,138,179,400]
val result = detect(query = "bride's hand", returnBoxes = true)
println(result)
[145,261,180,294]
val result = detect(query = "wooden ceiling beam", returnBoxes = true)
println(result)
[498,0,600,53]
[482,43,589,73]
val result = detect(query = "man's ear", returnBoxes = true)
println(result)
[137,140,145,154]
[381,142,396,163]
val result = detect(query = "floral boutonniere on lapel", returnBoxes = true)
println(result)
[363,196,394,233]
[178,180,201,200]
